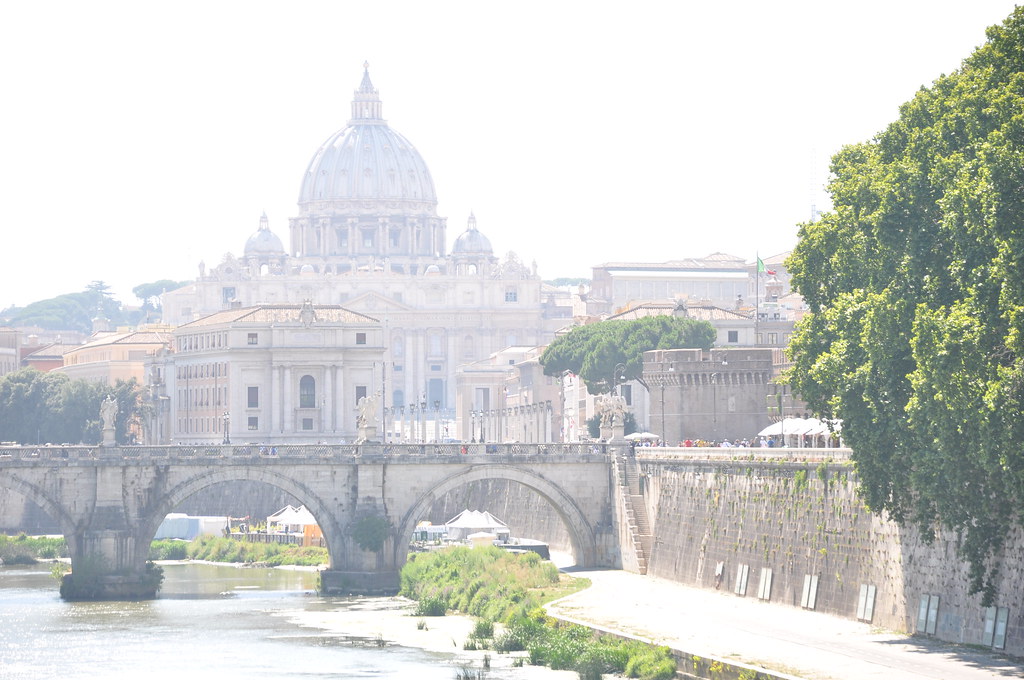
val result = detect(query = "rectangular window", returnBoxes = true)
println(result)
[733,564,749,596]
[983,606,1009,649]
[222,287,236,303]
[247,333,258,345]
[247,416,258,431]
[504,289,518,303]
[800,574,819,610]
[768,332,778,344]
[356,332,367,345]
[247,386,259,409]
[856,584,877,622]
[917,594,940,634]
[302,418,313,430]
[727,330,739,343]
[356,385,368,402]
[621,384,632,406]
[757,568,773,601]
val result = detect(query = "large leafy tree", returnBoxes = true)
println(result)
[539,316,716,394]
[0,370,144,445]
[787,8,1024,603]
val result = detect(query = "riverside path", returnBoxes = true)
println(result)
[548,568,1024,680]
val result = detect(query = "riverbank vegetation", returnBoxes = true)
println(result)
[149,536,328,567]
[0,533,67,564]
[399,546,676,680]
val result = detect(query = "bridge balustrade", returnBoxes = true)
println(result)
[0,442,610,464]
[634,446,851,463]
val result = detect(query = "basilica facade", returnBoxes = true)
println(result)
[162,66,567,436]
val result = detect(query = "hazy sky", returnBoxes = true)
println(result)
[1,1,1020,308]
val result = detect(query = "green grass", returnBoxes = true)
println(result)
[399,546,675,680]
[0,533,68,564]
[149,536,328,567]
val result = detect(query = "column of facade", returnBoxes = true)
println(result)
[324,366,334,434]
[271,364,281,434]
[283,366,293,434]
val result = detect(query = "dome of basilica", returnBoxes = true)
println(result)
[452,213,493,255]
[244,213,285,256]
[298,65,436,207]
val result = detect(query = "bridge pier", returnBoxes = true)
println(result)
[61,528,161,600]
[320,569,399,596]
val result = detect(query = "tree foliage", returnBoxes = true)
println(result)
[539,316,716,394]
[132,279,191,317]
[786,8,1024,603]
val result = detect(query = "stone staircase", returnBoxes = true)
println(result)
[617,452,654,574]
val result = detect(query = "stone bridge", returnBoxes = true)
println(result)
[0,443,621,598]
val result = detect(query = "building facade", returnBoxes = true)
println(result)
[147,303,384,445]
[162,67,565,418]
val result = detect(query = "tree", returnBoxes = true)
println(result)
[0,369,68,444]
[786,7,1024,603]
[539,316,716,394]
[132,279,191,308]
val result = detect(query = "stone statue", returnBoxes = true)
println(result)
[100,395,118,431]
[357,394,377,428]
[610,395,627,428]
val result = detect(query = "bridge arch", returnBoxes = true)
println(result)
[139,466,350,569]
[0,473,74,545]
[394,464,597,569]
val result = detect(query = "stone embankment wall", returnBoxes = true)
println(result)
[635,451,1023,657]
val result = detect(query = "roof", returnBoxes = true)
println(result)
[179,304,378,328]
[593,253,748,271]
[267,505,317,526]
[445,509,508,529]
[607,302,750,322]
[73,330,173,351]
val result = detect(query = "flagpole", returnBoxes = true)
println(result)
[755,252,760,345]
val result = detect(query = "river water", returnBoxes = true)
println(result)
[0,562,569,680]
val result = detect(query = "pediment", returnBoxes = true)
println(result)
[344,291,414,313]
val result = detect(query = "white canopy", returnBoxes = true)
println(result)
[625,432,660,441]
[267,504,317,529]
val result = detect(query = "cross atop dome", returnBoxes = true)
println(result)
[352,62,383,122]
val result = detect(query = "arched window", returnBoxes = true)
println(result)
[299,375,316,408]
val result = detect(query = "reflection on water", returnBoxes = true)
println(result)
[0,563,518,680]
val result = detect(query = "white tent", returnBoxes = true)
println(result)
[266,505,317,533]
[445,509,510,541]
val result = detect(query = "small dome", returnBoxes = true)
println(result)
[245,213,285,256]
[452,213,492,255]
[425,264,441,275]
[300,264,315,275]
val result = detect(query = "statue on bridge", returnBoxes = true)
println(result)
[100,395,118,447]
[355,393,379,444]
[597,394,627,441]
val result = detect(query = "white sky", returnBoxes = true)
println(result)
[1,1,1020,308]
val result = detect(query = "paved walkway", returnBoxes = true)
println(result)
[547,569,1023,680]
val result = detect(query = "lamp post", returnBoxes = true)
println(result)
[709,373,719,441]
[420,397,427,444]
[409,403,417,443]
[433,400,440,442]
[222,411,230,445]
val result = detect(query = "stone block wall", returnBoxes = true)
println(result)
[636,453,1023,656]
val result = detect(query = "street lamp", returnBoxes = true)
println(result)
[222,412,230,445]
[433,400,440,442]
[613,363,626,395]
[420,397,427,444]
